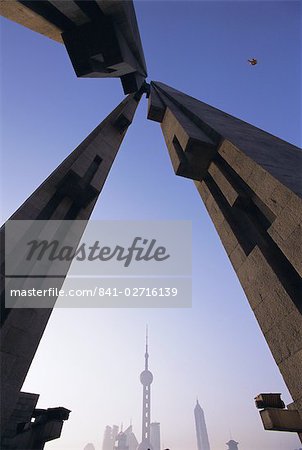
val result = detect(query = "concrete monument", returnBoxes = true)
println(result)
[0,0,147,93]
[1,92,142,447]
[148,80,302,438]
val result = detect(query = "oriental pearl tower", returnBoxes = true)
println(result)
[137,328,153,450]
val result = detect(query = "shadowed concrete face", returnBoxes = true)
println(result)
[0,92,142,444]
[148,81,302,437]
[0,0,147,93]
[2,392,70,450]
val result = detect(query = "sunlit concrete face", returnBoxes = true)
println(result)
[148,81,302,433]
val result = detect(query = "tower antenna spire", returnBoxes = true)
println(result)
[145,325,149,369]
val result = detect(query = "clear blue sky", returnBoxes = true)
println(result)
[0,1,301,450]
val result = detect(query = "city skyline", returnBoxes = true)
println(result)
[101,331,161,450]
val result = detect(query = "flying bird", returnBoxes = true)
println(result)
[248,58,258,66]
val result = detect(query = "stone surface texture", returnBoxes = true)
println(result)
[148,81,302,426]
[0,0,147,93]
[0,93,141,444]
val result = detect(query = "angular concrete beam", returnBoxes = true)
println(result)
[148,81,302,431]
[148,82,219,180]
[95,0,147,77]
[260,408,302,433]
[147,83,165,122]
[255,393,285,409]
[0,92,142,441]
[1,392,70,449]
[0,0,147,93]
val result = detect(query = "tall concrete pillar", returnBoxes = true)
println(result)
[147,81,302,425]
[1,92,142,439]
[0,0,147,93]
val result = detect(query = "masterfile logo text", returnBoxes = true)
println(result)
[5,220,192,308]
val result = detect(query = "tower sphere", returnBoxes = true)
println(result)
[140,369,153,385]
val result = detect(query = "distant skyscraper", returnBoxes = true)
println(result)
[137,329,154,450]
[115,430,129,450]
[226,440,239,450]
[124,425,138,450]
[83,444,96,450]
[113,425,119,443]
[102,425,119,450]
[194,400,210,450]
[150,422,161,450]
